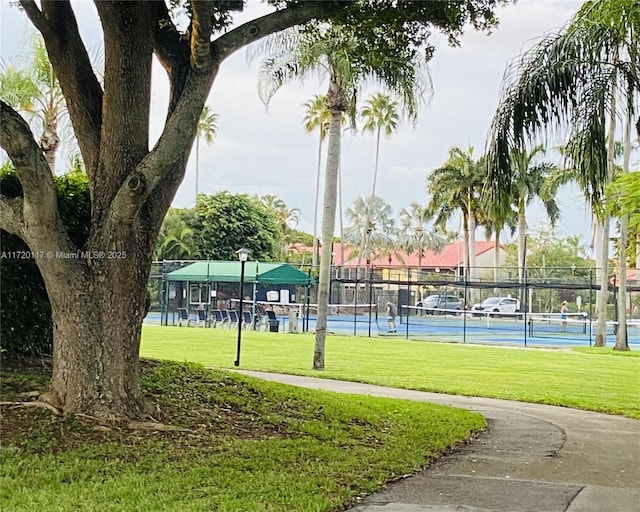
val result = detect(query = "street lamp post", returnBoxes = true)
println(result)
[234,247,250,367]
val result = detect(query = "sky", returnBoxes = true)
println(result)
[1,0,604,249]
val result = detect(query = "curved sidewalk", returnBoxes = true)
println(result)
[238,371,640,512]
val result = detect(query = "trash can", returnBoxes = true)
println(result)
[268,320,279,332]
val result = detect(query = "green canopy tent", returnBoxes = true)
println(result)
[166,261,313,285]
[162,261,315,328]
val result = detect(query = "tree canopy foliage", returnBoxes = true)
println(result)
[189,191,282,261]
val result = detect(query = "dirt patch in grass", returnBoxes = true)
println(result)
[1,359,295,455]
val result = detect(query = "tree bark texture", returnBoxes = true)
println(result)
[3,0,347,417]
[313,71,345,371]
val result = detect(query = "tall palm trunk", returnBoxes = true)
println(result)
[195,135,200,202]
[337,162,345,303]
[312,135,324,268]
[614,111,633,350]
[313,72,345,371]
[494,228,500,295]
[595,216,611,346]
[356,125,382,268]
[517,197,527,306]
[462,213,470,278]
[594,62,621,346]
[468,192,477,278]
[41,107,59,172]
[468,206,477,303]
[338,162,345,266]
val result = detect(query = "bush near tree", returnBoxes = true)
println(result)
[0,167,90,358]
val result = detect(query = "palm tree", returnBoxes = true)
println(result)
[398,202,446,272]
[250,24,428,370]
[343,195,396,264]
[425,146,483,281]
[486,0,639,349]
[0,34,67,172]
[357,93,400,266]
[259,194,300,230]
[156,227,200,260]
[509,145,560,294]
[194,106,218,202]
[259,194,300,260]
[156,209,199,260]
[303,95,331,268]
[475,202,517,288]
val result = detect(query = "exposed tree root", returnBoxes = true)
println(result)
[127,421,194,433]
[0,400,61,415]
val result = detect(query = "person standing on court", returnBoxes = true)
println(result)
[560,300,569,332]
[386,301,397,333]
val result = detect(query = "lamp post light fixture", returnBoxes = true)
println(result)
[234,247,250,367]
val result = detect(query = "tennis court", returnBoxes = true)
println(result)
[144,305,640,348]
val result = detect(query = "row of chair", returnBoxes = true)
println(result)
[177,308,255,329]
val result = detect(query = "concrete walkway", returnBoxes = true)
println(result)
[238,371,640,512]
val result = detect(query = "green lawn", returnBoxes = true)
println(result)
[1,361,483,512]
[141,326,640,419]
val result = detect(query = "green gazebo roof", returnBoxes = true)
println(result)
[166,261,314,285]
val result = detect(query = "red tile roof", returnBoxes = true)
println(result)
[330,240,498,268]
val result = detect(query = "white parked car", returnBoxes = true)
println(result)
[472,297,520,316]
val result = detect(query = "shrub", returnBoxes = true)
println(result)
[0,168,90,358]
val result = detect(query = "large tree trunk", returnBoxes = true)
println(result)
[42,246,152,416]
[313,71,345,371]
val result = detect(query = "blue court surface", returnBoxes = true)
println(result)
[144,311,640,348]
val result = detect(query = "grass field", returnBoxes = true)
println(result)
[141,326,640,419]
[1,361,483,512]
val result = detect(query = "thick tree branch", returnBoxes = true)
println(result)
[19,1,52,36]
[191,1,217,72]
[0,195,24,236]
[22,0,103,176]
[0,101,76,261]
[109,2,348,228]
[151,1,190,115]
[1,102,56,215]
[212,1,349,63]
[92,1,155,218]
